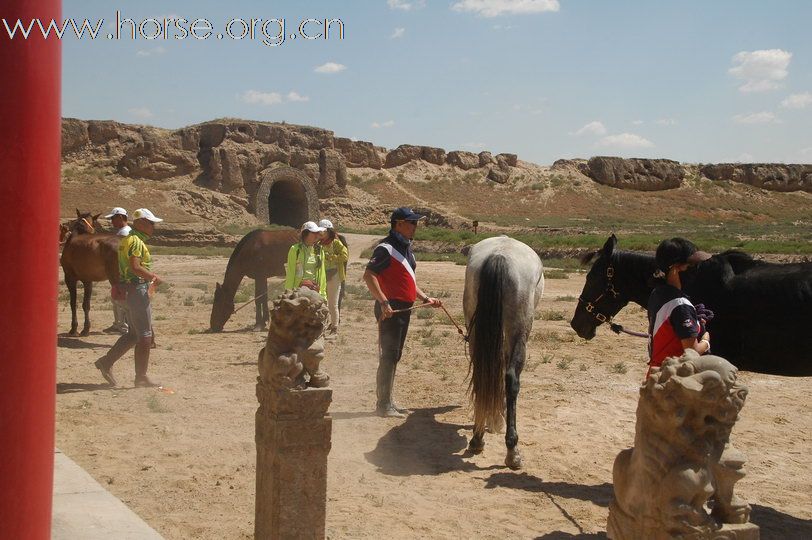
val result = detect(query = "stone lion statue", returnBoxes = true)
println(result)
[257,288,329,390]
[608,351,754,539]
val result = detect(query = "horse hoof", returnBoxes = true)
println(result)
[80,329,90,337]
[468,439,485,454]
[68,330,78,337]
[505,451,523,470]
[252,325,266,332]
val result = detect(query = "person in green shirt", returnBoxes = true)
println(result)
[318,219,349,334]
[285,221,327,301]
[94,208,164,388]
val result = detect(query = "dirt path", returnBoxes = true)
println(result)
[54,255,812,539]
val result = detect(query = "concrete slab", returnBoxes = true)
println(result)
[52,449,163,540]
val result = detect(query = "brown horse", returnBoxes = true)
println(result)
[209,228,301,332]
[59,210,120,336]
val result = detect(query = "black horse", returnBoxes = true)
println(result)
[570,235,812,376]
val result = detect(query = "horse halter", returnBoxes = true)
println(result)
[578,264,620,324]
[79,217,96,234]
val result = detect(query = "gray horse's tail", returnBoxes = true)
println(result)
[468,254,508,433]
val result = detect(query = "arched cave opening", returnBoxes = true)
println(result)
[268,179,308,228]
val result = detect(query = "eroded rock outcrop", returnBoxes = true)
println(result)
[701,163,812,193]
[587,157,685,191]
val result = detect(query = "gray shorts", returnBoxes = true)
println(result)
[124,282,153,338]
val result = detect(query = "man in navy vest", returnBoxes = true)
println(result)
[363,207,442,418]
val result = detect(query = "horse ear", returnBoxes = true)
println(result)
[215,282,221,291]
[75,208,81,218]
[93,213,102,221]
[602,235,617,257]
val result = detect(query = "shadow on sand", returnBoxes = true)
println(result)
[57,335,109,349]
[365,405,502,476]
[751,504,812,539]
[484,472,613,507]
[535,533,605,540]
[56,382,114,394]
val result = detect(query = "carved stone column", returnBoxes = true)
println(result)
[254,288,332,539]
[255,384,332,539]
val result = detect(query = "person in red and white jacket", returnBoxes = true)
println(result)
[363,207,442,418]
[647,237,712,377]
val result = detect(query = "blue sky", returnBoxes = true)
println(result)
[58,1,812,164]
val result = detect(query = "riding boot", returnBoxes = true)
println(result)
[375,358,403,418]
[133,344,160,388]
[390,363,411,414]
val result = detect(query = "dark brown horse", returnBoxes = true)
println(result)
[59,210,120,336]
[209,228,300,332]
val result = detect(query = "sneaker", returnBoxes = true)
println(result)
[375,405,405,418]
[102,325,119,334]
[94,359,117,387]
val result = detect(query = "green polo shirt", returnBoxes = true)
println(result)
[118,230,152,283]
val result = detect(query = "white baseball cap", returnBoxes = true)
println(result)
[104,207,128,219]
[301,221,326,233]
[132,208,164,223]
[318,219,334,229]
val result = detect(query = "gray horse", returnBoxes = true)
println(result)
[463,236,544,469]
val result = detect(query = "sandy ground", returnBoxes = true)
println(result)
[55,237,812,539]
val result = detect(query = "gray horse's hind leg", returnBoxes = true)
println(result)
[505,335,526,470]
[468,430,485,454]
[80,280,93,336]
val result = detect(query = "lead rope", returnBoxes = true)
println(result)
[609,322,650,339]
[388,301,469,341]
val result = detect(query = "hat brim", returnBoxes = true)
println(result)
[687,251,712,265]
[138,217,163,223]
[304,226,326,233]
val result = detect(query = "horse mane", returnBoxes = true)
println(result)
[716,250,760,273]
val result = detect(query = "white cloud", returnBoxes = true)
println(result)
[239,90,310,106]
[732,111,777,124]
[388,0,425,11]
[734,153,754,163]
[128,107,154,119]
[573,121,607,137]
[452,0,560,17]
[462,142,488,150]
[239,90,283,106]
[631,120,644,126]
[136,46,165,57]
[493,24,515,30]
[781,92,812,109]
[371,120,395,128]
[314,62,347,74]
[391,27,406,39]
[655,118,677,126]
[286,91,310,103]
[728,49,791,93]
[596,133,654,149]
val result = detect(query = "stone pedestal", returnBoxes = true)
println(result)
[255,382,332,539]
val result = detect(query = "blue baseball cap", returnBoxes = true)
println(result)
[390,207,425,222]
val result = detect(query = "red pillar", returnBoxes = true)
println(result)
[0,1,61,538]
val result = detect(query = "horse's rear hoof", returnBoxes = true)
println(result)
[505,450,522,470]
[68,329,78,337]
[468,439,485,454]
[80,329,90,337]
